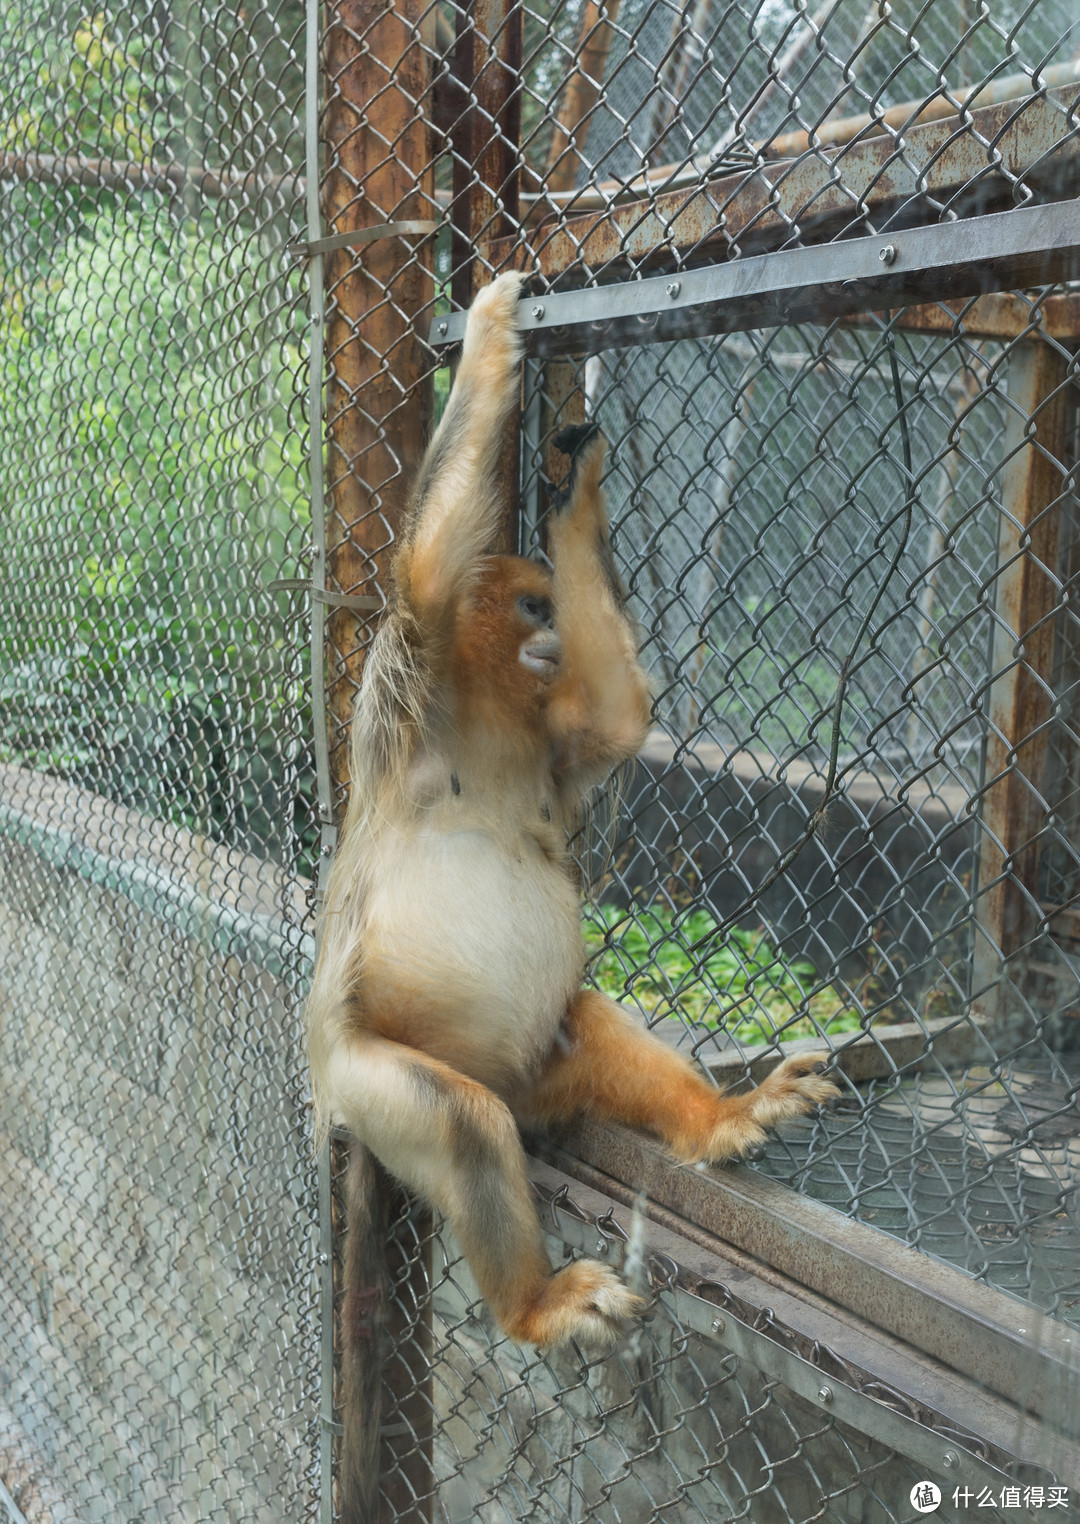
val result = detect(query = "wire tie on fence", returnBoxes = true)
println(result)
[268,577,381,613]
[287,220,438,260]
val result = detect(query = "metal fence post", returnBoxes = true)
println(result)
[319,1,436,1518]
[451,0,523,550]
[973,336,1070,1029]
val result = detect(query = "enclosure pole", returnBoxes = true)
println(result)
[450,0,524,549]
[320,1,436,1519]
[973,338,1069,1029]
[322,0,436,796]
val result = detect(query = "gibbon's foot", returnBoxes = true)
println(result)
[507,1259,646,1349]
[703,1052,840,1164]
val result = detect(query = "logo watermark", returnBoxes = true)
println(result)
[909,1483,1071,1513]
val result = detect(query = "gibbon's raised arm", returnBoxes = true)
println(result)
[394,271,528,639]
[547,434,652,793]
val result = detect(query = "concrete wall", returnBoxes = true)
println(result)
[0,767,316,1524]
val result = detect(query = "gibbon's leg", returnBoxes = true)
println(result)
[396,269,528,627]
[327,1031,644,1345]
[546,435,652,789]
[517,988,839,1163]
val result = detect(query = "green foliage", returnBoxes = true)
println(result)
[0,7,164,158]
[583,901,867,1045]
[0,186,314,867]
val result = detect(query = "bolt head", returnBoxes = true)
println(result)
[878,244,897,265]
[531,303,545,319]
[666,280,681,297]
[436,319,448,335]
[596,1239,607,1255]
[943,1450,959,1469]
[711,1315,725,1333]
[817,1385,833,1405]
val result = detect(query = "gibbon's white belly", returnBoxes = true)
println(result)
[361,824,585,1082]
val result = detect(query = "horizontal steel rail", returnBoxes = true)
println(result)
[542,1122,1080,1440]
[433,200,1080,355]
[529,1156,1080,1490]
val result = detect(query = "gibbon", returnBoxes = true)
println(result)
[306,270,838,1357]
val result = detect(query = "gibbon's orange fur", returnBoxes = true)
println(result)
[306,270,838,1358]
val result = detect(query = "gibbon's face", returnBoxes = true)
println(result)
[452,556,561,717]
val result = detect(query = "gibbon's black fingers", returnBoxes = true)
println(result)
[553,419,603,498]
[554,421,601,459]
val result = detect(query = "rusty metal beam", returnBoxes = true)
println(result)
[544,1120,1080,1434]
[521,60,1080,214]
[485,85,1080,282]
[321,4,435,1520]
[528,1156,1080,1486]
[435,199,1080,356]
[763,60,1080,161]
[844,291,1080,342]
[972,340,1071,1026]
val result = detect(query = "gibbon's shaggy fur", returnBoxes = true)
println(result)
[306,270,839,1359]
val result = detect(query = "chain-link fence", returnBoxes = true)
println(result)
[0,3,318,1519]
[2,0,1079,1519]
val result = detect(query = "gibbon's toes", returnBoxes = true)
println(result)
[511,1260,646,1349]
[749,1052,842,1127]
[702,1114,770,1165]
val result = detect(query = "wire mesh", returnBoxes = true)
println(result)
[0,1,317,1519]
[2,0,1079,1517]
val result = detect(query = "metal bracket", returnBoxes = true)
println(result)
[288,219,437,260]
[268,577,381,613]
[432,200,1080,356]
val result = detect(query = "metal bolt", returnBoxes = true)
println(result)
[531,303,545,319]
[817,1385,833,1405]
[317,1251,329,1265]
[596,1239,608,1255]
[666,280,681,298]
[878,244,897,265]
[942,1450,959,1469]
[711,1316,725,1334]
[436,319,448,336]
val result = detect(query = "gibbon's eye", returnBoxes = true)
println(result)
[516,594,554,628]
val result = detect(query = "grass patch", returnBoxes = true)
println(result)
[582,902,867,1046]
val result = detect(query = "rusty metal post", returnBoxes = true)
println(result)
[323,0,436,798]
[320,2,436,1519]
[973,338,1070,1027]
[450,0,524,549]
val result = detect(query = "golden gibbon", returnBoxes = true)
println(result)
[306,270,838,1357]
